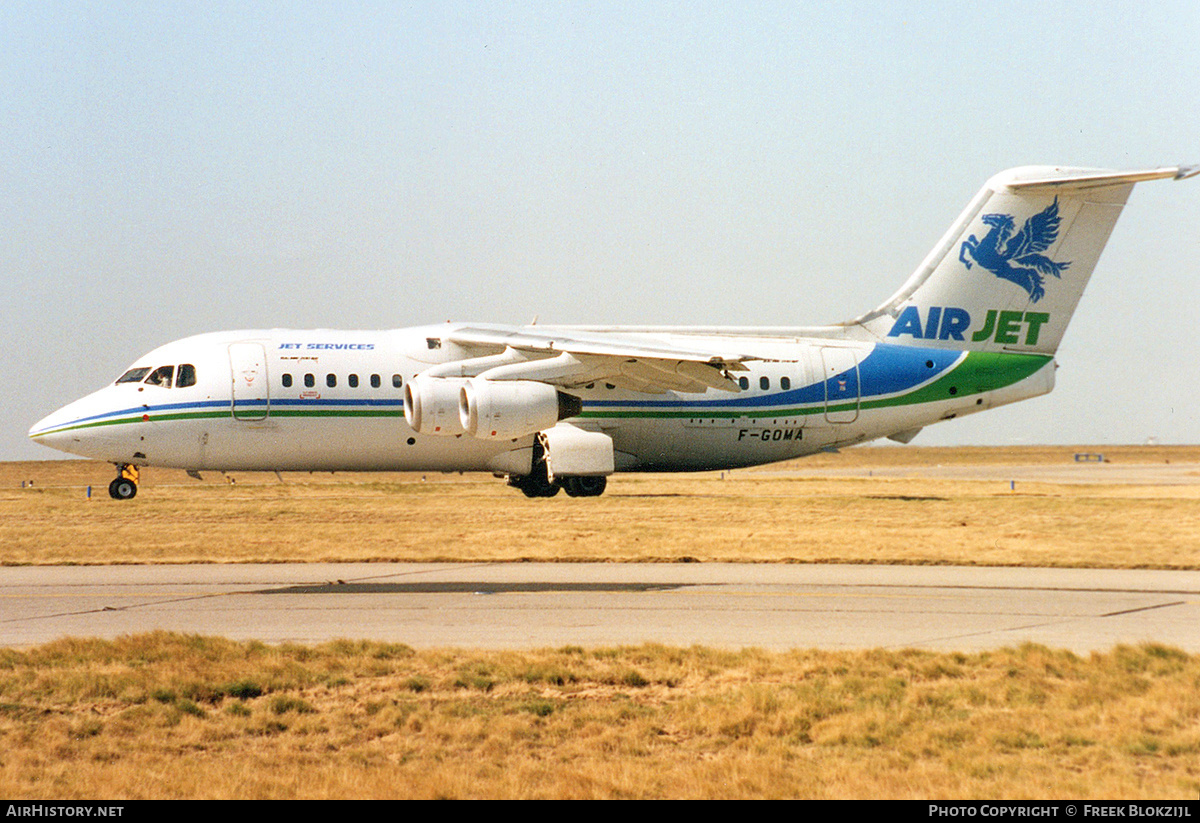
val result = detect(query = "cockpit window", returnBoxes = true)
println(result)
[116,367,151,384]
[144,365,174,388]
[116,364,195,388]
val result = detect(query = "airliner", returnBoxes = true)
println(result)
[29,165,1197,500]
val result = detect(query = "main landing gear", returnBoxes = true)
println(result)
[508,471,607,498]
[506,440,608,498]
[562,476,607,497]
[509,469,561,498]
[108,464,139,500]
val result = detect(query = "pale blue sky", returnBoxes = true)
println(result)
[5,1,1200,460]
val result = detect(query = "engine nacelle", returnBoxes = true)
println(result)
[459,379,582,440]
[404,376,468,436]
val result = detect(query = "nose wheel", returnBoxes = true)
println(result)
[108,464,139,500]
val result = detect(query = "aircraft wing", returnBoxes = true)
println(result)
[441,326,754,394]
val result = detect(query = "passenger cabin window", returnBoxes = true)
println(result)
[760,376,770,390]
[282,374,293,388]
[348,374,359,388]
[781,376,791,391]
[738,376,750,390]
[392,374,403,388]
[326,374,337,388]
[304,373,315,388]
[116,367,151,384]
[371,374,381,388]
[176,364,196,388]
[145,365,174,388]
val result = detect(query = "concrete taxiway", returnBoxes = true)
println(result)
[2,563,1197,652]
[752,460,1200,485]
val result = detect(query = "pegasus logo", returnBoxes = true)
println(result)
[958,198,1072,303]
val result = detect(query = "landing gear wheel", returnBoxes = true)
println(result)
[562,476,607,497]
[108,463,139,501]
[108,477,137,500]
[509,437,562,498]
[514,474,561,498]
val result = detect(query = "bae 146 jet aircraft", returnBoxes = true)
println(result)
[30,165,1198,499]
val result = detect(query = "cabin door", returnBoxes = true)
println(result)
[820,348,859,424]
[229,343,269,421]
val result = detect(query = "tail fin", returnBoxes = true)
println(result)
[857,165,1198,355]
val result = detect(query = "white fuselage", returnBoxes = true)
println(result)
[29,325,1055,476]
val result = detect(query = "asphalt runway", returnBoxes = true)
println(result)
[2,563,1198,652]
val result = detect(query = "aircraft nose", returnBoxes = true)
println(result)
[28,403,84,454]
[28,393,129,460]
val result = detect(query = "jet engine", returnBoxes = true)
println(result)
[404,376,468,436]
[459,379,582,440]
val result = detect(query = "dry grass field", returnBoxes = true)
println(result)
[3,446,1200,567]
[1,634,1198,799]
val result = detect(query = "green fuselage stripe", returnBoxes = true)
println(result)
[32,351,1051,434]
[579,351,1052,420]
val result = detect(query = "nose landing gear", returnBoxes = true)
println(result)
[108,464,139,500]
